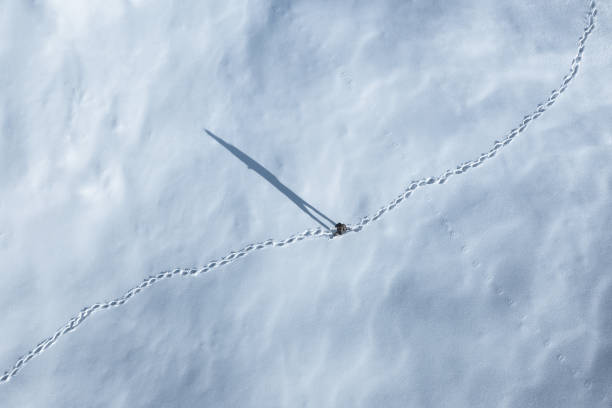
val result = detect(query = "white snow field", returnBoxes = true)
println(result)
[1,0,611,406]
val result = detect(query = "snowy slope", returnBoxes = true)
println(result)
[1,0,611,407]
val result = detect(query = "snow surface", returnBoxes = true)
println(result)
[1,0,611,406]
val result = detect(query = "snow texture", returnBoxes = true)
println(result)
[1,0,611,407]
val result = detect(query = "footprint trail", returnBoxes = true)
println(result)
[0,0,598,385]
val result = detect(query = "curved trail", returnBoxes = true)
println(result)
[0,0,598,384]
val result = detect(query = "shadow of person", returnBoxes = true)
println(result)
[206,129,335,230]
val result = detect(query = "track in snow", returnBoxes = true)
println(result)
[0,0,598,385]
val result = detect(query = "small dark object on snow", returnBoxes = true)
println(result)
[334,223,348,236]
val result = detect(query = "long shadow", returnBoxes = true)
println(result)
[206,129,335,230]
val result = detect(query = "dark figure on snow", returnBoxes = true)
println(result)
[334,223,347,236]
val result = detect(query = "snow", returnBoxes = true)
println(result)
[1,0,611,406]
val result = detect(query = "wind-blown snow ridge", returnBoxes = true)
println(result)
[0,0,597,384]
